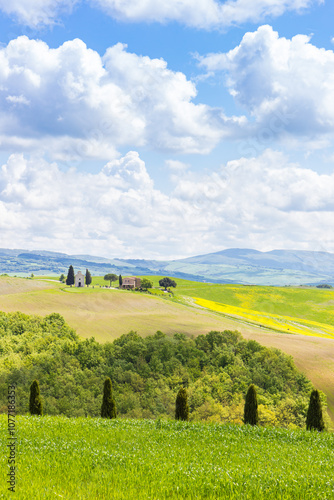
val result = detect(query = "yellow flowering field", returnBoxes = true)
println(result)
[194,297,334,338]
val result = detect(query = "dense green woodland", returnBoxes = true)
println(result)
[0,311,325,427]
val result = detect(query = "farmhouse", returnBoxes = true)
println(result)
[75,271,85,287]
[121,277,141,289]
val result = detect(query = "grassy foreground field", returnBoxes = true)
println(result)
[1,415,334,499]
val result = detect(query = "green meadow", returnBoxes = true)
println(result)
[141,276,334,328]
[1,415,334,499]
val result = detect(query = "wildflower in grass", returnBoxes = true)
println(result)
[306,389,325,431]
[101,377,117,419]
[175,387,189,421]
[244,384,258,426]
[29,380,43,416]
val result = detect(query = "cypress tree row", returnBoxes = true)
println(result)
[175,387,189,421]
[101,378,117,419]
[244,384,258,425]
[66,265,75,286]
[306,389,325,431]
[29,380,43,416]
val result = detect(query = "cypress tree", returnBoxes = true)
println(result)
[306,389,325,431]
[85,269,92,286]
[29,380,43,416]
[66,265,75,286]
[119,274,123,287]
[101,378,117,419]
[244,384,258,425]
[175,387,189,421]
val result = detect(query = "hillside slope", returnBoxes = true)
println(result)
[0,310,317,428]
[0,277,247,341]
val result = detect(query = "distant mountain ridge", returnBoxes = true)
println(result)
[1,247,334,286]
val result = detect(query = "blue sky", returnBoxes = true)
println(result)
[0,0,333,259]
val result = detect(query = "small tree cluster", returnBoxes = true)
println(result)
[159,277,177,290]
[141,278,153,290]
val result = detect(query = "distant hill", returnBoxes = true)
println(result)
[161,248,334,286]
[1,247,334,286]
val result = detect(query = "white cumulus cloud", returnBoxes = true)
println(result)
[93,0,318,29]
[0,36,236,159]
[1,149,334,258]
[0,0,77,27]
[0,0,319,29]
[199,25,334,144]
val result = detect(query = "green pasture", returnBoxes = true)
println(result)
[1,415,334,499]
[137,276,334,329]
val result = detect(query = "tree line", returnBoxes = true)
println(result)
[62,266,176,291]
[0,310,329,428]
[63,266,120,288]
[29,377,326,431]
